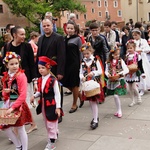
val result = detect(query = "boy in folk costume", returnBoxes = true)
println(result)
[1,52,32,150]
[30,56,61,150]
[79,42,102,129]
[105,48,129,118]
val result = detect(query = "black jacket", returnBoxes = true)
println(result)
[2,42,37,83]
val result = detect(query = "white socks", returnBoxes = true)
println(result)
[114,94,122,114]
[4,126,28,150]
[4,127,21,148]
[17,126,28,150]
[89,101,98,123]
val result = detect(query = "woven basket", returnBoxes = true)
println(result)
[109,75,120,82]
[128,64,138,73]
[0,109,20,125]
[84,87,100,97]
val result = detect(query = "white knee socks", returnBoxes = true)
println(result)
[4,127,21,148]
[89,101,98,123]
[4,126,28,150]
[17,126,28,150]
[114,94,122,114]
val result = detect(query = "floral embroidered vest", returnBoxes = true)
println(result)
[107,59,123,76]
[81,58,98,81]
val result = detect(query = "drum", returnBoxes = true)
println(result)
[82,80,100,97]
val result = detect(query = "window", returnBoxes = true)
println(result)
[66,13,69,20]
[118,10,122,17]
[105,11,109,17]
[113,1,118,8]
[105,11,110,20]
[92,8,95,13]
[98,11,102,17]
[148,12,150,21]
[76,14,79,19]
[84,14,87,19]
[98,0,101,7]
[0,5,3,13]
[0,27,6,36]
[128,0,132,5]
[104,0,108,7]
[139,0,143,3]
[62,11,64,17]
[83,5,86,8]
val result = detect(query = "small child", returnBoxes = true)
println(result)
[30,56,61,150]
[79,42,102,130]
[1,52,32,150]
[105,48,129,118]
[125,40,144,106]
[132,28,150,95]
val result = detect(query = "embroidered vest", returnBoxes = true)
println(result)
[36,75,58,121]
[107,59,123,76]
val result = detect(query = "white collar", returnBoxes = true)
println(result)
[83,55,94,62]
[42,73,51,79]
[8,71,16,77]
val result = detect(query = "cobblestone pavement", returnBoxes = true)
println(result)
[1,90,150,150]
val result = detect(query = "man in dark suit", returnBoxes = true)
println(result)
[37,19,66,123]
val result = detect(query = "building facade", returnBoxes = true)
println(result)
[0,0,29,36]
[121,0,150,24]
[60,0,123,29]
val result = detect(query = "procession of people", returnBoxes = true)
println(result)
[1,11,150,150]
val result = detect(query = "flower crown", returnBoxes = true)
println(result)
[80,42,91,52]
[110,47,119,53]
[3,51,21,64]
[126,39,135,45]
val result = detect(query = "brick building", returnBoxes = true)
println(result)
[0,0,30,36]
[0,0,124,35]
[60,0,124,29]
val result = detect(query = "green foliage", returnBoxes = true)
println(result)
[85,20,92,27]
[3,0,86,27]
[25,26,40,41]
[57,27,64,36]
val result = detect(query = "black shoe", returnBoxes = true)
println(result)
[90,122,98,130]
[64,91,72,96]
[79,101,84,108]
[58,116,62,123]
[90,118,99,125]
[69,107,78,113]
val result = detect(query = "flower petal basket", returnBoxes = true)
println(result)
[0,109,20,125]
[109,75,120,82]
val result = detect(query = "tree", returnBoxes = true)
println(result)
[3,0,86,26]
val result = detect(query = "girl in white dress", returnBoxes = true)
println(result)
[132,28,150,95]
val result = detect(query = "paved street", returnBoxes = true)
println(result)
[1,89,150,150]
